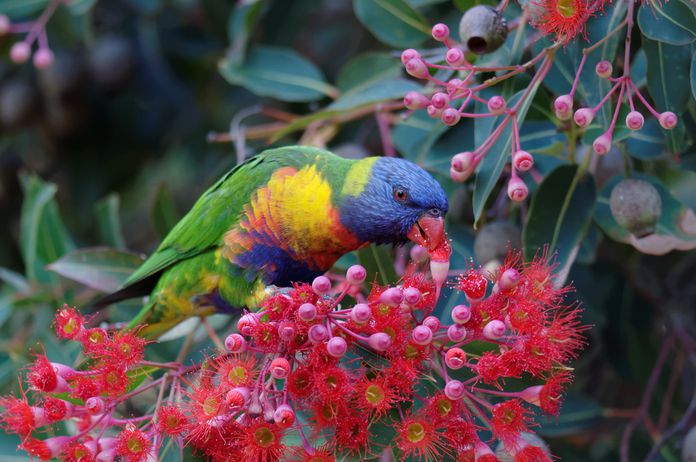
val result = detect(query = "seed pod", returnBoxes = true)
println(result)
[609,179,662,238]
[459,5,508,55]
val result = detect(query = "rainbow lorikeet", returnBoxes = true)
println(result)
[96,146,448,338]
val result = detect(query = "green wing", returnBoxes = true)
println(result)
[123,146,331,288]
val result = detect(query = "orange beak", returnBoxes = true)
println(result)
[407,215,445,251]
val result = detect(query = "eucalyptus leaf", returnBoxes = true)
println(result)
[523,165,596,270]
[48,247,145,293]
[219,46,336,102]
[0,0,47,19]
[152,183,180,240]
[226,0,265,65]
[336,52,402,93]
[353,0,431,48]
[357,245,399,286]
[95,193,126,250]
[638,0,696,46]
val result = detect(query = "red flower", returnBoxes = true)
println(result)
[156,404,189,436]
[53,305,86,340]
[530,0,598,45]
[28,354,64,393]
[457,268,488,300]
[539,371,573,415]
[396,414,451,460]
[116,424,151,462]
[62,440,96,462]
[240,419,286,462]
[107,329,147,366]
[42,396,70,422]
[0,394,37,436]
[491,400,535,446]
[217,354,258,388]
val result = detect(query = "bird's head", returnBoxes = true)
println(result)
[339,157,448,250]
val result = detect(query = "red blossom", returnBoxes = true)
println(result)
[0,394,36,436]
[28,354,61,392]
[539,371,573,415]
[530,0,597,45]
[156,405,189,436]
[396,414,450,460]
[116,425,151,462]
[457,268,488,300]
[491,400,535,446]
[53,305,86,340]
[240,419,286,462]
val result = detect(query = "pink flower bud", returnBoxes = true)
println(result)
[553,94,573,120]
[592,132,612,155]
[403,287,421,305]
[411,325,433,345]
[441,108,461,126]
[427,104,443,119]
[512,150,534,172]
[270,358,290,379]
[10,42,31,64]
[446,78,464,94]
[422,316,440,332]
[451,304,471,324]
[447,324,467,342]
[368,332,392,352]
[0,15,10,36]
[445,347,466,369]
[226,387,250,407]
[483,319,506,339]
[308,324,328,344]
[346,264,367,285]
[595,60,612,78]
[487,95,506,115]
[445,47,465,66]
[326,337,348,358]
[403,91,430,110]
[312,276,331,295]
[350,303,371,323]
[33,48,54,69]
[625,111,644,130]
[278,321,295,341]
[507,177,528,202]
[450,166,473,183]
[298,302,317,322]
[225,333,246,353]
[430,92,449,109]
[573,108,594,128]
[379,287,404,306]
[85,397,105,415]
[405,58,429,79]
[273,404,295,428]
[659,111,677,130]
[444,379,465,400]
[236,314,258,336]
[410,244,428,263]
[432,23,450,41]
[401,48,420,65]
[499,268,520,291]
[451,151,475,173]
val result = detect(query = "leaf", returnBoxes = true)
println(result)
[219,46,336,102]
[638,0,696,46]
[335,52,402,93]
[536,394,604,437]
[95,193,126,250]
[393,110,450,165]
[48,247,145,293]
[151,183,180,240]
[353,0,430,48]
[357,245,399,286]
[327,78,421,111]
[523,165,596,270]
[691,49,696,100]
[67,0,97,15]
[226,0,265,66]
[472,85,541,224]
[0,0,47,19]
[0,267,29,293]
[642,36,693,152]
[19,174,74,284]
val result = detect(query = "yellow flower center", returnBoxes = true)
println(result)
[556,0,577,18]
[254,426,275,448]
[365,384,385,405]
[406,422,426,443]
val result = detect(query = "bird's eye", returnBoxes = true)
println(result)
[428,208,442,217]
[393,187,408,202]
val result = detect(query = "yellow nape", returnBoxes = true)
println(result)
[341,157,377,197]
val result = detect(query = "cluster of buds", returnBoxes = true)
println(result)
[401,1,677,204]
[0,0,66,70]
[1,242,586,461]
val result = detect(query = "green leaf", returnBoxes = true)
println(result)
[0,267,29,293]
[95,193,126,250]
[226,0,265,66]
[19,174,74,284]
[151,183,180,240]
[691,49,696,100]
[472,85,541,224]
[638,0,696,46]
[659,168,696,211]
[536,394,604,437]
[523,165,596,269]
[0,0,47,19]
[642,36,693,152]
[219,46,336,102]
[328,78,421,111]
[353,0,430,48]
[47,247,145,293]
[67,0,97,15]
[0,432,31,461]
[335,52,402,93]
[394,110,450,165]
[357,245,399,286]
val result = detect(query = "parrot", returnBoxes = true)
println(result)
[94,146,448,338]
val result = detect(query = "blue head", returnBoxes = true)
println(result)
[339,157,448,249]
